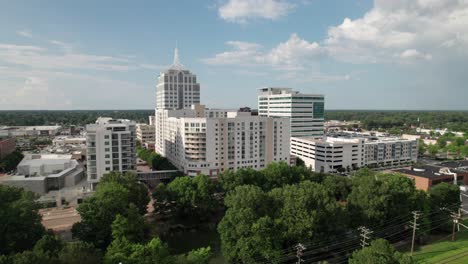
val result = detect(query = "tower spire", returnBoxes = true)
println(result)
[171,46,184,70]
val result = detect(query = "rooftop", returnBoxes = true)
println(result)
[394,165,456,179]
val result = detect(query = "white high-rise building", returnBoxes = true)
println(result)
[155,105,290,177]
[258,87,325,138]
[156,48,200,110]
[86,118,136,188]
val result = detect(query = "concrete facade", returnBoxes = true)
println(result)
[155,105,290,177]
[0,154,84,195]
[291,132,418,173]
[86,118,136,187]
[258,87,325,138]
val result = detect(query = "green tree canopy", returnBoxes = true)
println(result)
[0,185,45,255]
[111,204,147,243]
[218,181,344,263]
[72,181,132,249]
[152,175,218,220]
[349,239,413,264]
[99,171,150,214]
[347,172,424,227]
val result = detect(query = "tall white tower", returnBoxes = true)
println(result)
[156,48,201,110]
[258,87,325,138]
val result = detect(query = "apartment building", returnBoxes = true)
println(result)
[155,105,290,177]
[136,124,155,143]
[258,87,325,138]
[156,48,200,110]
[86,118,136,188]
[291,132,418,173]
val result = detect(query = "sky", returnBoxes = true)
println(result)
[0,0,467,110]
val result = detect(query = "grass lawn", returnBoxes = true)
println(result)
[412,229,468,264]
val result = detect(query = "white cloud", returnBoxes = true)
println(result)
[398,49,432,61]
[203,33,322,70]
[219,0,295,23]
[16,30,33,38]
[0,43,149,72]
[325,0,468,63]
[0,35,162,109]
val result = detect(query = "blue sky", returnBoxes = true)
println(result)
[1,0,467,110]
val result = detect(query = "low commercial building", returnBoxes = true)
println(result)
[155,104,290,177]
[0,137,16,159]
[136,124,155,143]
[0,154,85,195]
[53,136,86,146]
[291,132,418,173]
[394,164,468,191]
[0,126,62,137]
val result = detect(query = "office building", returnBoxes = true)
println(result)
[155,105,290,177]
[258,87,325,138]
[291,132,418,173]
[156,48,200,110]
[86,118,136,188]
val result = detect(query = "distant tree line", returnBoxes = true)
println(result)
[326,110,468,132]
[0,110,154,126]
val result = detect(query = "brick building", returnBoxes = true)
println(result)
[0,137,16,159]
[394,163,468,191]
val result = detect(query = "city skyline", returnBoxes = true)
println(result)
[1,0,468,110]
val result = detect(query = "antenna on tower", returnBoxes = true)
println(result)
[171,42,184,70]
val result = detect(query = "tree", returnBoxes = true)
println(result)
[99,171,150,214]
[57,242,102,264]
[427,144,439,158]
[347,173,424,228]
[33,233,64,259]
[269,181,345,246]
[218,185,280,263]
[428,183,460,232]
[153,175,217,220]
[218,181,344,263]
[0,185,45,255]
[322,175,352,201]
[349,239,413,264]
[104,237,174,264]
[418,139,427,156]
[72,182,131,249]
[111,204,147,243]
[177,247,212,264]
[0,151,24,172]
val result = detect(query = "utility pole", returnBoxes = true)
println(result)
[358,226,373,249]
[451,212,459,241]
[295,243,306,264]
[410,211,421,256]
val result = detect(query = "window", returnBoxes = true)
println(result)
[104,135,110,139]
[105,141,110,146]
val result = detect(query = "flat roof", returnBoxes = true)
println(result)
[394,165,453,179]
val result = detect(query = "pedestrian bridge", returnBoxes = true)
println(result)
[136,170,180,185]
